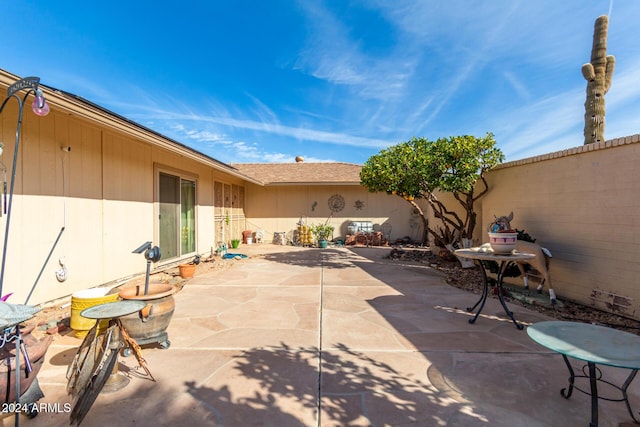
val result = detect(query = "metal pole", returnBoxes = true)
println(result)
[144,259,151,295]
[14,327,21,427]
[0,92,27,298]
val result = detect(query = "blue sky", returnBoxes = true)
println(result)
[1,1,638,165]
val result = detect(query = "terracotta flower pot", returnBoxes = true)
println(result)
[178,263,196,278]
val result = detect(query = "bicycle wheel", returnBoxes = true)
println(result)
[67,323,120,425]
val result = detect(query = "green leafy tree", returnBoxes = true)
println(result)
[360,133,504,248]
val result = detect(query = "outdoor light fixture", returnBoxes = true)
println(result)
[0,76,51,297]
[132,241,162,295]
[31,88,50,116]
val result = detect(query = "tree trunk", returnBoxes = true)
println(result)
[407,200,429,245]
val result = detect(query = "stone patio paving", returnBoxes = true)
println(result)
[5,245,639,426]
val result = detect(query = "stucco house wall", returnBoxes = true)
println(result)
[0,70,254,305]
[4,69,639,321]
[242,181,418,244]
[0,70,420,307]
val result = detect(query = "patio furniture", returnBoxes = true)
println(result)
[368,231,385,246]
[527,321,640,427]
[354,231,371,246]
[68,300,148,425]
[273,232,287,245]
[380,222,392,243]
[0,302,50,423]
[454,248,535,329]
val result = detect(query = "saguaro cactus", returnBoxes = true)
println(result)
[582,15,615,145]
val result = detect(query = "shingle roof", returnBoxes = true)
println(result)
[231,162,362,185]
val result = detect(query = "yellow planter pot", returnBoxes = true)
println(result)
[70,288,119,338]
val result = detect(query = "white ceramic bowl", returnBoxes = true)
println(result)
[488,232,518,254]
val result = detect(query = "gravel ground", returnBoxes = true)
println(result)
[386,247,640,335]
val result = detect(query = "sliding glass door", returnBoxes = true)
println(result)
[159,172,196,260]
[181,179,196,254]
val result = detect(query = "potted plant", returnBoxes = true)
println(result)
[231,238,240,249]
[178,262,197,278]
[311,223,335,248]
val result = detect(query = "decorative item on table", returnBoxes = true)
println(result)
[487,215,517,254]
[487,212,556,302]
[487,231,518,254]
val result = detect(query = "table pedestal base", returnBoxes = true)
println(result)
[466,259,523,329]
[560,355,639,427]
[101,358,130,393]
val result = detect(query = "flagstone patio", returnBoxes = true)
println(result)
[6,245,639,426]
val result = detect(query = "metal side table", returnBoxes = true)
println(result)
[528,321,640,427]
[455,249,535,329]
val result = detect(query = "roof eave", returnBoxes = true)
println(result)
[265,181,360,186]
[0,70,264,186]
[49,90,264,185]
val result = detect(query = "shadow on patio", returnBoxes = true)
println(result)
[255,245,640,426]
[18,244,640,427]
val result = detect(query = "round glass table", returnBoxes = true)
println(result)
[528,321,640,426]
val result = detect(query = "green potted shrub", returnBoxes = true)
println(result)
[311,223,335,248]
[230,238,240,249]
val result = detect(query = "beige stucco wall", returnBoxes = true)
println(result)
[480,135,640,318]
[423,189,482,248]
[0,96,243,305]
[243,183,420,244]
[3,72,638,319]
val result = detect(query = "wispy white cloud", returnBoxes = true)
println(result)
[167,125,337,164]
[293,2,367,85]
[172,125,229,144]
[34,0,640,165]
[601,57,640,139]
[244,93,281,128]
[502,71,532,101]
[293,0,418,102]
[491,55,640,160]
[129,105,392,149]
[489,85,585,159]
[607,57,640,107]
